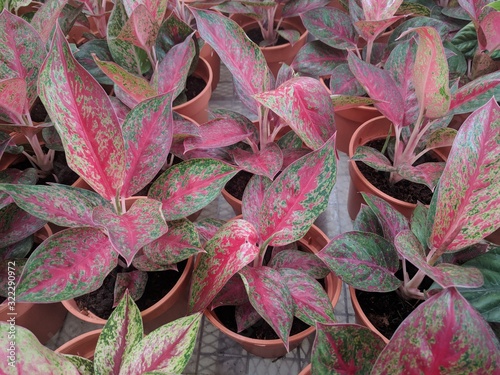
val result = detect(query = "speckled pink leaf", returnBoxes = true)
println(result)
[0,168,37,209]
[191,9,274,114]
[188,219,259,313]
[269,249,330,279]
[312,323,386,374]
[426,127,457,150]
[353,203,384,235]
[119,313,201,375]
[120,91,174,198]
[478,12,500,52]
[396,162,445,190]
[30,0,67,44]
[254,77,336,150]
[211,275,248,309]
[449,71,500,115]
[280,268,336,326]
[0,77,26,123]
[16,227,118,302]
[242,174,271,230]
[259,135,336,246]
[193,217,225,244]
[0,204,46,247]
[372,288,500,373]
[347,52,404,126]
[123,0,168,23]
[94,290,143,375]
[38,26,125,200]
[0,183,110,227]
[131,254,177,272]
[290,40,347,77]
[282,0,331,17]
[355,16,405,42]
[235,301,261,333]
[148,159,239,221]
[239,266,294,350]
[352,146,395,172]
[395,230,484,289]
[92,198,168,266]
[361,0,403,20]
[117,4,159,53]
[329,64,366,96]
[457,0,491,24]
[142,219,203,266]
[0,324,80,374]
[429,99,500,253]
[0,11,45,107]
[232,143,283,179]
[318,231,401,292]
[277,29,300,46]
[113,270,148,307]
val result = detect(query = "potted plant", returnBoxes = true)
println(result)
[0,25,238,328]
[0,290,202,374]
[346,25,500,218]
[315,98,500,348]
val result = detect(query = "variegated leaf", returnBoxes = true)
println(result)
[119,313,202,375]
[347,52,405,127]
[362,192,409,243]
[279,268,335,326]
[449,71,500,115]
[395,230,483,289]
[0,204,46,247]
[123,0,168,23]
[92,198,168,266]
[16,227,118,302]
[353,203,384,236]
[148,159,239,221]
[0,11,45,107]
[329,64,366,96]
[30,0,67,44]
[188,219,259,313]
[396,162,445,190]
[282,0,331,17]
[429,99,500,253]
[317,231,401,292]
[290,40,347,77]
[0,77,26,123]
[210,275,248,309]
[361,0,403,20]
[0,324,80,374]
[193,217,225,244]
[239,266,294,349]
[269,250,330,279]
[235,301,261,333]
[311,323,386,375]
[117,4,159,53]
[372,288,500,374]
[277,29,300,46]
[232,143,283,180]
[191,9,274,114]
[39,26,126,200]
[143,219,202,266]
[352,145,395,172]
[94,290,143,374]
[479,11,500,52]
[253,77,336,150]
[131,254,176,272]
[0,168,37,209]
[259,136,336,246]
[63,355,94,375]
[410,202,431,248]
[0,236,32,260]
[457,0,491,24]
[241,174,272,231]
[426,127,457,150]
[330,94,376,108]
[300,7,357,50]
[0,183,110,227]
[120,91,174,198]
[355,16,406,43]
[113,270,148,307]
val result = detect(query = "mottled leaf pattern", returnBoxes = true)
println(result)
[449,71,500,115]
[188,219,259,313]
[318,231,401,292]
[0,168,37,209]
[210,275,248,309]
[329,64,366,96]
[241,174,271,230]
[30,0,67,44]
[16,227,118,302]
[0,204,46,247]
[0,77,26,123]
[232,143,283,179]
[269,250,330,279]
[290,40,347,77]
[117,4,159,53]
[352,146,395,172]
[113,270,148,306]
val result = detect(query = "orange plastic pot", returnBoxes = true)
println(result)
[55,329,101,358]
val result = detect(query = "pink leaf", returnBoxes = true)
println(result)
[188,219,259,313]
[269,249,330,279]
[113,270,148,307]
[361,0,403,20]
[352,146,396,172]
[396,162,445,190]
[117,4,159,53]
[211,275,248,309]
[355,16,406,42]
[235,301,261,333]
[478,12,500,53]
[457,0,491,24]
[30,0,67,44]
[241,174,272,230]
[0,204,46,247]
[232,143,283,179]
[0,78,27,123]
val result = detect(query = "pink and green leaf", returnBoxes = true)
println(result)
[0,77,27,123]
[269,250,330,279]
[117,4,159,53]
[92,198,168,266]
[148,159,239,221]
[120,91,174,198]
[429,99,500,252]
[94,290,143,374]
[312,323,386,374]
[30,0,67,44]
[279,268,336,326]
[210,275,248,309]
[353,204,384,236]
[235,301,261,333]
[290,40,347,77]
[361,0,403,20]
[329,64,366,96]
[38,26,126,200]
[16,227,118,302]
[239,266,294,350]
[352,146,395,172]
[372,288,500,373]
[478,11,500,52]
[188,219,259,313]
[119,312,201,375]
[0,168,37,209]
[395,230,484,289]
[232,143,283,179]
[277,29,300,46]
[426,127,457,150]
[0,204,46,247]
[396,161,445,190]
[355,16,406,43]
[259,136,336,246]
[282,0,331,17]
[241,174,272,231]
[449,71,500,115]
[317,231,401,292]
[113,270,148,307]
[253,76,336,150]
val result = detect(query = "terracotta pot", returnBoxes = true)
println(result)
[230,13,308,77]
[200,42,220,91]
[349,287,390,344]
[55,329,101,358]
[173,56,213,124]
[299,363,311,375]
[0,226,68,345]
[204,223,342,358]
[347,115,447,220]
[221,187,242,216]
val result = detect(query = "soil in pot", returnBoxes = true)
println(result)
[224,170,253,201]
[355,262,433,339]
[173,75,206,107]
[246,27,289,47]
[356,139,438,205]
[75,259,187,320]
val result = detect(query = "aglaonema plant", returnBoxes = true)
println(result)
[348,26,500,190]
[0,25,239,306]
[311,98,500,372]
[0,290,202,374]
[188,130,338,351]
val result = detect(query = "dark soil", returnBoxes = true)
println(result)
[224,170,253,201]
[355,262,434,338]
[213,305,310,340]
[185,75,206,101]
[75,260,187,320]
[356,139,437,204]
[246,27,289,46]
